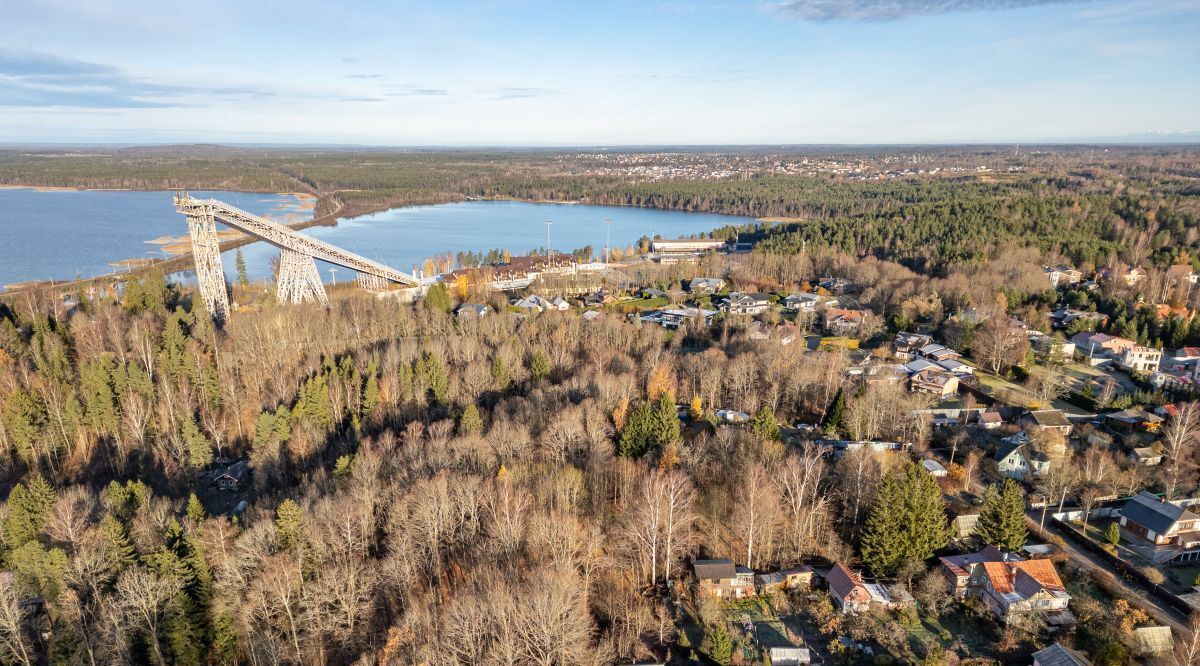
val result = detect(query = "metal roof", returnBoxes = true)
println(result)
[693,559,736,582]
[1033,643,1092,666]
[1120,491,1199,535]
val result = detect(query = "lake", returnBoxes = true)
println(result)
[0,189,748,290]
[0,188,311,290]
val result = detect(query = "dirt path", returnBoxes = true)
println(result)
[1030,513,1191,636]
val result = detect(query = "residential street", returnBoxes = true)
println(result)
[1029,513,1191,636]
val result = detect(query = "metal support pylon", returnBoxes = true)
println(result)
[276,249,328,307]
[186,209,230,324]
[356,271,386,291]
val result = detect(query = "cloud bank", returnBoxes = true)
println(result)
[773,0,1087,21]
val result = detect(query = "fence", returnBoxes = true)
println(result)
[1040,516,1195,619]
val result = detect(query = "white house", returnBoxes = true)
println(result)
[1117,345,1162,374]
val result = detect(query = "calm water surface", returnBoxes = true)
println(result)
[0,190,747,290]
[0,189,307,289]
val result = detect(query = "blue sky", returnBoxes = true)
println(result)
[0,0,1197,144]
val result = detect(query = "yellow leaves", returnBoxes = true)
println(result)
[688,395,703,420]
[612,398,629,431]
[658,442,680,470]
[497,464,508,479]
[455,274,470,301]
[646,363,676,401]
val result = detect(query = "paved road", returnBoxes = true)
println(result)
[1030,513,1191,636]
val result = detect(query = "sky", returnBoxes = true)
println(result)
[0,0,1198,145]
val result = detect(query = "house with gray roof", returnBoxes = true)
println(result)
[1033,643,1091,666]
[1021,409,1074,436]
[995,438,1051,480]
[1118,491,1200,562]
[693,559,754,598]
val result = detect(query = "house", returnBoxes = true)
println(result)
[755,566,815,593]
[1104,408,1164,433]
[1044,265,1083,288]
[825,564,872,613]
[996,437,1051,479]
[938,545,1013,599]
[749,321,797,345]
[826,564,912,613]
[582,289,616,306]
[512,296,544,311]
[922,459,949,478]
[893,332,934,360]
[688,277,726,294]
[693,559,755,598]
[641,288,668,299]
[723,292,771,315]
[658,307,716,329]
[936,358,973,376]
[652,238,727,255]
[581,310,605,322]
[212,460,250,491]
[1116,345,1163,374]
[767,646,811,666]
[979,559,1072,623]
[455,303,491,319]
[978,410,1004,429]
[1071,332,1136,365]
[1165,347,1200,372]
[1168,264,1198,285]
[1033,643,1092,666]
[823,308,870,336]
[1118,491,1200,563]
[817,277,855,294]
[1049,307,1108,330]
[1031,332,1077,362]
[909,369,959,398]
[1126,266,1149,284]
[1130,447,1164,466]
[918,343,961,362]
[784,292,836,312]
[1021,410,1074,436]
[904,358,941,374]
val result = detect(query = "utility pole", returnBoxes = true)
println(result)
[605,219,612,281]
[545,221,553,261]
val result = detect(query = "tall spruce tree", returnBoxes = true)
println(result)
[823,388,846,435]
[861,462,951,576]
[975,478,1028,551]
[750,406,781,441]
[235,249,249,290]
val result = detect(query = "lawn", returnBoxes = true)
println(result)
[902,608,1001,660]
[607,296,668,311]
[1164,564,1200,594]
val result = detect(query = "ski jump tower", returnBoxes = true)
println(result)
[174,194,418,324]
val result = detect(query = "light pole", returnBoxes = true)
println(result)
[329,268,337,286]
[605,219,612,266]
[545,221,553,261]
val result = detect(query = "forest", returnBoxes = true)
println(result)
[2,146,1200,664]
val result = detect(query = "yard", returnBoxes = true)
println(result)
[1071,517,1199,594]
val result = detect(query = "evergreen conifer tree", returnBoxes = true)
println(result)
[974,478,1028,551]
[861,463,951,575]
[3,476,56,548]
[750,406,781,441]
[235,249,249,290]
[458,404,484,436]
[275,499,303,551]
[823,388,846,435]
